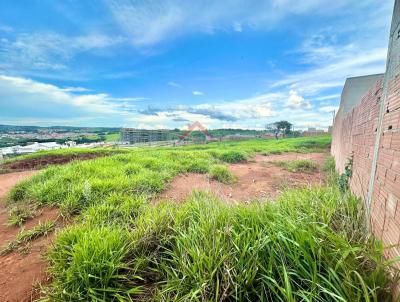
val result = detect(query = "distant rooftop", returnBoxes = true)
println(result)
[338,74,384,116]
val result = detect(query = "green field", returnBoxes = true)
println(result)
[5,136,396,301]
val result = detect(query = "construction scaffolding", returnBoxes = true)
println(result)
[120,129,168,144]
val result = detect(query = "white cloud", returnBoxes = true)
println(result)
[0,74,337,129]
[61,86,91,92]
[286,90,311,109]
[104,0,386,46]
[168,81,182,88]
[192,90,204,96]
[0,75,144,125]
[138,92,279,124]
[0,32,124,72]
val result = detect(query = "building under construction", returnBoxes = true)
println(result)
[120,128,168,144]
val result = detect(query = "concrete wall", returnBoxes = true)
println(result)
[331,0,400,277]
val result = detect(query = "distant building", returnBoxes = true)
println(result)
[0,142,63,156]
[65,141,77,147]
[121,128,168,144]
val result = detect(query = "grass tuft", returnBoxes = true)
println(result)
[273,159,318,173]
[209,165,237,184]
[8,203,37,226]
[1,220,55,255]
[218,150,248,163]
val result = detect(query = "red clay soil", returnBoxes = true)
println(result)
[0,171,59,302]
[0,152,112,172]
[158,152,327,203]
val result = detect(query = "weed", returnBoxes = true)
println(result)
[209,165,237,184]
[338,156,353,193]
[1,221,55,255]
[8,203,37,226]
[323,155,336,173]
[273,159,318,173]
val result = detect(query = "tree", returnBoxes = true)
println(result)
[274,120,292,134]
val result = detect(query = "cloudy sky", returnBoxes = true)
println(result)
[0,0,394,129]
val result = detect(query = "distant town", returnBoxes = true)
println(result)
[0,123,329,158]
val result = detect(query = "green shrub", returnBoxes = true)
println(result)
[209,165,237,184]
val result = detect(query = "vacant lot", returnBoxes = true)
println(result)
[0,136,397,301]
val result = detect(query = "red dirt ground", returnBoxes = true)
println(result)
[158,152,327,203]
[0,171,59,302]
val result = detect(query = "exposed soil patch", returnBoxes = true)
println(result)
[0,152,114,172]
[158,152,327,203]
[0,171,60,302]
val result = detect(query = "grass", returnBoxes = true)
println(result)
[217,150,248,163]
[273,159,318,173]
[5,135,398,301]
[7,203,37,226]
[209,165,237,184]
[7,150,217,216]
[1,147,125,165]
[42,190,395,301]
[1,220,55,255]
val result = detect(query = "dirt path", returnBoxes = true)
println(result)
[158,152,327,203]
[0,171,59,302]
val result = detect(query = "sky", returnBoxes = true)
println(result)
[0,0,395,130]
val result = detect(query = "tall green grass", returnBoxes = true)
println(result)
[42,189,394,301]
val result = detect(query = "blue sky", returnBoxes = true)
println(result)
[0,0,394,129]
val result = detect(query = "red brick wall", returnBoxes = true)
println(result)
[331,75,400,266]
[331,78,383,199]
[370,76,400,263]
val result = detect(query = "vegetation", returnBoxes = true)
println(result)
[5,135,397,301]
[41,189,394,301]
[338,156,354,193]
[273,159,318,173]
[1,221,55,255]
[209,165,237,184]
[2,147,125,164]
[274,120,293,134]
[217,150,248,163]
[170,135,331,154]
[8,203,37,226]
